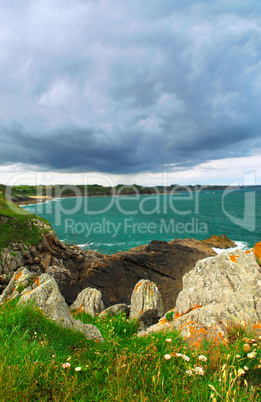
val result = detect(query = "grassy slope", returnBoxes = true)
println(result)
[0,300,261,401]
[0,193,51,251]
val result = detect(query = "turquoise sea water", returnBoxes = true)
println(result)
[24,189,261,255]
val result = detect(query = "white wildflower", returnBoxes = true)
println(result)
[164,354,172,360]
[176,353,190,362]
[198,355,207,362]
[165,338,172,343]
[244,366,249,371]
[194,367,205,376]
[235,354,241,358]
[62,362,71,369]
[75,367,82,372]
[237,369,245,376]
[186,370,193,376]
[247,351,257,359]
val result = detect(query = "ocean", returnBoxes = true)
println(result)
[23,188,261,255]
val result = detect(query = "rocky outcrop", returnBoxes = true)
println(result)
[79,238,216,312]
[139,249,261,346]
[1,193,229,310]
[16,273,104,342]
[70,287,104,317]
[201,234,236,249]
[0,268,103,342]
[1,228,221,312]
[0,234,83,304]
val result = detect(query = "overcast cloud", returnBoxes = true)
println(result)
[0,0,261,180]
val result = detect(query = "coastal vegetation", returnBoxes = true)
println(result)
[0,193,51,251]
[0,299,261,401]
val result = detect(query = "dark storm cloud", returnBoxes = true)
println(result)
[0,0,261,174]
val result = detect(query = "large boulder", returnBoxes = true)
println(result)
[139,249,261,346]
[70,287,104,317]
[16,273,104,342]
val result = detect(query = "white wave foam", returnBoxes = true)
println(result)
[212,241,248,255]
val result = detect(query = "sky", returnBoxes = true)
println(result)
[0,0,261,187]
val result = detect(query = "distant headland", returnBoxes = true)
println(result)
[1,183,260,205]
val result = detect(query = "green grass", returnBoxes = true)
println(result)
[0,193,51,251]
[0,300,261,401]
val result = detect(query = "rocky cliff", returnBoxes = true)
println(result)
[0,232,217,311]
[140,247,261,347]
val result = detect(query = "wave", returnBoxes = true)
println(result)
[212,241,249,255]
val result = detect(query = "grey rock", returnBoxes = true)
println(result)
[18,274,103,342]
[139,250,261,346]
[99,303,129,318]
[70,287,104,317]
[0,267,34,304]
[139,309,161,331]
[130,280,164,321]
[175,250,261,325]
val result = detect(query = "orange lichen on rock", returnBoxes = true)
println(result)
[140,309,143,315]
[134,282,142,293]
[253,242,261,260]
[174,304,202,320]
[184,324,208,349]
[229,255,239,263]
[212,331,225,343]
[23,290,33,296]
[180,320,193,330]
[15,272,23,281]
[34,278,40,287]
[190,303,202,311]
[245,250,251,254]
[184,323,226,349]
[173,311,185,320]
[77,304,83,313]
[158,317,167,326]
